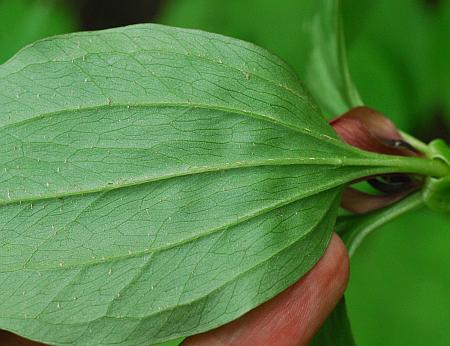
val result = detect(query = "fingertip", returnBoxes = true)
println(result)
[321,233,350,300]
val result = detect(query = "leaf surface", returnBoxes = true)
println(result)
[0,24,412,345]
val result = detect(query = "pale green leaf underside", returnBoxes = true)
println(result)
[0,24,400,345]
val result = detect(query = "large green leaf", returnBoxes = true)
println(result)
[0,24,442,345]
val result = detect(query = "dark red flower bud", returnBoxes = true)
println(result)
[330,106,421,214]
[330,106,418,156]
[340,186,417,214]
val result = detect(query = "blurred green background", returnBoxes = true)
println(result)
[0,0,449,345]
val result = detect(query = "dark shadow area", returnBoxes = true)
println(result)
[417,107,450,143]
[68,0,164,30]
[424,0,441,10]
[0,330,43,345]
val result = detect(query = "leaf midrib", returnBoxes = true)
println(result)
[0,101,368,207]
[1,155,386,207]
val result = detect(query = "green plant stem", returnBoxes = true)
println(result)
[337,192,424,257]
[353,155,449,178]
[394,156,449,177]
[400,130,431,156]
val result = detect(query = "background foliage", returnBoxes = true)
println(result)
[0,0,449,345]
